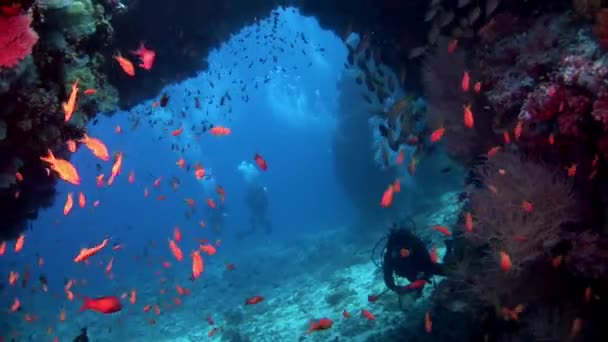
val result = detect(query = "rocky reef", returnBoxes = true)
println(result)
[0,0,118,239]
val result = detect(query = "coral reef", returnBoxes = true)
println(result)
[0,12,38,68]
[0,0,118,239]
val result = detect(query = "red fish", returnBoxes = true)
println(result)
[114,53,135,76]
[307,318,333,333]
[131,42,156,70]
[404,279,427,290]
[361,309,375,320]
[245,296,264,305]
[432,225,451,237]
[463,104,474,128]
[429,128,445,143]
[206,198,216,209]
[254,153,267,171]
[380,184,394,208]
[447,39,458,54]
[461,71,470,92]
[79,296,122,314]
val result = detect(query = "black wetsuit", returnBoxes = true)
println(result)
[382,228,444,294]
[236,185,271,239]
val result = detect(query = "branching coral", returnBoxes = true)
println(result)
[467,152,578,272]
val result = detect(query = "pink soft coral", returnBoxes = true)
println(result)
[0,13,38,68]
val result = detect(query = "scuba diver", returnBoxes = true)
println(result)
[376,221,447,294]
[207,202,227,235]
[73,327,89,342]
[236,183,272,239]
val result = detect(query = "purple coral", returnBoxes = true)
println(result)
[591,88,608,130]
[0,13,38,69]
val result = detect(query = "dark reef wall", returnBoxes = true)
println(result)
[107,0,430,109]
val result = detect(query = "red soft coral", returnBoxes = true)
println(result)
[0,13,38,68]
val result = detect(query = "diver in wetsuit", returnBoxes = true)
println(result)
[73,327,89,342]
[236,184,272,239]
[382,226,445,294]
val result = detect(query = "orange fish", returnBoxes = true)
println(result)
[429,247,438,263]
[209,126,231,135]
[79,134,109,161]
[115,125,122,134]
[429,128,445,143]
[447,39,458,54]
[95,174,105,188]
[63,79,79,122]
[129,289,136,304]
[105,257,113,274]
[425,311,432,333]
[128,170,135,183]
[176,158,185,168]
[432,225,451,237]
[206,198,216,208]
[503,131,511,144]
[361,309,375,320]
[8,270,18,285]
[216,185,226,202]
[548,133,555,145]
[392,179,401,193]
[307,318,333,333]
[570,318,583,339]
[63,192,74,215]
[114,52,135,76]
[0,241,6,255]
[254,153,268,171]
[10,298,20,312]
[514,121,523,141]
[400,248,410,258]
[78,192,85,208]
[566,164,577,177]
[499,251,512,272]
[474,81,482,93]
[14,234,25,252]
[107,152,123,185]
[153,177,162,187]
[461,71,470,92]
[184,198,195,208]
[40,149,80,185]
[84,89,96,95]
[66,140,77,153]
[168,239,183,261]
[59,308,66,322]
[199,244,216,256]
[73,238,109,263]
[380,184,394,208]
[463,104,474,128]
[396,150,404,165]
[487,146,501,157]
[171,127,183,136]
[173,226,181,242]
[191,250,203,280]
[245,296,264,305]
[194,164,205,179]
[464,212,473,232]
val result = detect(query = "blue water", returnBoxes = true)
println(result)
[1,7,380,340]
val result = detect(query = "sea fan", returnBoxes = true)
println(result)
[0,13,39,69]
[466,152,578,272]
